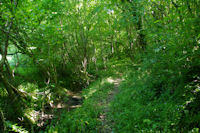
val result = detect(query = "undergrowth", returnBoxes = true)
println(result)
[110,41,200,132]
[44,77,115,133]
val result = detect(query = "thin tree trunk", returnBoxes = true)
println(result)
[0,72,24,100]
[0,108,6,132]
[5,58,13,79]
[136,17,146,50]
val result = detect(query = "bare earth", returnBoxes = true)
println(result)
[99,78,122,133]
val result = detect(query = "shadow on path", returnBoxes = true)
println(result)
[99,77,122,133]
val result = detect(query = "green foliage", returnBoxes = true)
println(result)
[110,55,199,132]
[110,69,179,132]
[0,0,199,132]
[46,78,115,133]
[5,121,28,133]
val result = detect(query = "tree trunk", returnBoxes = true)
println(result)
[5,58,14,79]
[136,17,146,50]
[0,72,20,100]
[0,108,6,132]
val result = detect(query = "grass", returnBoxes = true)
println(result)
[2,56,199,132]
[44,77,115,133]
[109,63,200,132]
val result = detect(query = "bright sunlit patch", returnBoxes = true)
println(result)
[84,89,97,99]
[107,9,114,14]
[76,3,83,9]
[29,47,37,50]
[0,55,11,61]
[24,110,39,124]
[107,77,114,83]
[52,12,57,14]
[7,56,12,61]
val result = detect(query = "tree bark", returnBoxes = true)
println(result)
[0,72,24,100]
[0,108,6,132]
[136,17,146,50]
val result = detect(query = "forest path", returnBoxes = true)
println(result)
[99,77,122,133]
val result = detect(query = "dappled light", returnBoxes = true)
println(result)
[107,77,115,83]
[0,0,199,132]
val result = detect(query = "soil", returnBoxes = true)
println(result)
[99,78,122,133]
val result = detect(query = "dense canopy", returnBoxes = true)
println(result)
[0,0,200,132]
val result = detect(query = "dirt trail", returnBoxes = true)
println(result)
[99,78,122,133]
[37,90,83,128]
